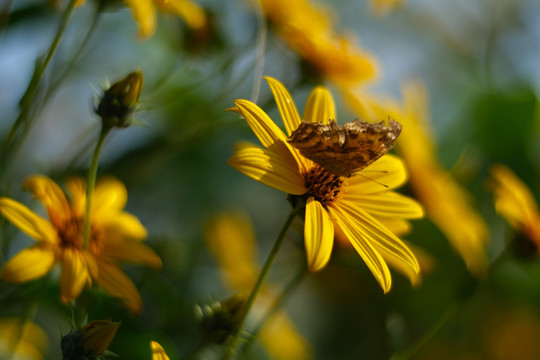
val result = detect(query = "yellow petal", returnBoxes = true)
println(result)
[60,249,90,303]
[67,177,86,218]
[1,245,55,283]
[304,197,334,272]
[205,211,259,292]
[93,177,128,215]
[303,86,336,125]
[344,191,424,219]
[102,240,162,269]
[265,77,302,136]
[102,212,147,242]
[259,311,313,360]
[0,198,57,244]
[492,164,539,228]
[124,0,157,39]
[228,142,307,195]
[151,341,170,360]
[154,0,206,29]
[337,200,420,274]
[345,154,407,194]
[378,219,411,236]
[23,175,70,229]
[234,99,288,148]
[95,259,143,314]
[328,206,391,293]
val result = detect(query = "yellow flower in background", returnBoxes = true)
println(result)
[228,77,422,293]
[491,164,540,249]
[150,341,170,360]
[370,0,403,16]
[344,82,489,275]
[206,211,313,360]
[0,319,48,360]
[71,0,206,39]
[0,176,162,314]
[258,0,377,88]
[125,0,207,38]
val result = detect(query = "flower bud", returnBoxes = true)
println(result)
[95,70,143,129]
[61,320,120,360]
[195,294,246,344]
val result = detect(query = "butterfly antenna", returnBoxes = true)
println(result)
[356,172,389,188]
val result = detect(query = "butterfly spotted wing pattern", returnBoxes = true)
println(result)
[288,118,402,177]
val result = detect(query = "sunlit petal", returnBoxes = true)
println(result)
[151,341,170,360]
[303,86,336,125]
[345,154,407,193]
[124,0,157,39]
[265,77,302,136]
[337,200,420,274]
[344,191,424,219]
[103,240,162,270]
[95,260,143,315]
[93,177,128,215]
[234,99,288,148]
[328,206,391,293]
[304,197,334,271]
[0,198,56,244]
[228,142,307,195]
[60,249,89,303]
[101,213,148,242]
[67,177,86,218]
[1,245,55,283]
[154,0,206,29]
[24,175,70,228]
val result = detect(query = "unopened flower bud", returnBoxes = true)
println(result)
[61,320,120,360]
[95,70,143,129]
[195,294,246,344]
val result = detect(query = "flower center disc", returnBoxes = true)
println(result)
[304,165,343,206]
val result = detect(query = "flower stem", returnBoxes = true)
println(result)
[242,263,308,357]
[222,204,302,360]
[82,126,111,248]
[1,0,77,168]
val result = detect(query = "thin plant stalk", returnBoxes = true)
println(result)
[82,126,111,248]
[222,203,303,360]
[1,0,77,167]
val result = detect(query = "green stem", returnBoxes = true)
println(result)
[82,126,111,248]
[222,204,302,360]
[243,264,308,357]
[390,304,459,360]
[46,4,103,100]
[1,0,77,166]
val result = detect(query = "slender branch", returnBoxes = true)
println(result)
[242,264,308,357]
[82,126,111,248]
[222,203,303,360]
[1,0,77,167]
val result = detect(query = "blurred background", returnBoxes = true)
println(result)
[1,0,540,359]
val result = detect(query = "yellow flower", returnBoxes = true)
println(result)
[344,82,489,275]
[73,0,206,39]
[228,77,423,293]
[491,164,540,248]
[0,176,162,314]
[370,0,403,16]
[150,341,170,360]
[126,0,207,38]
[205,211,312,359]
[0,318,48,360]
[258,0,377,88]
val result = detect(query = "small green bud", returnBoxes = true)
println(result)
[95,70,143,129]
[61,320,120,360]
[195,294,246,344]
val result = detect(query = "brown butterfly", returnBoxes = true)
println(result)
[288,118,401,177]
